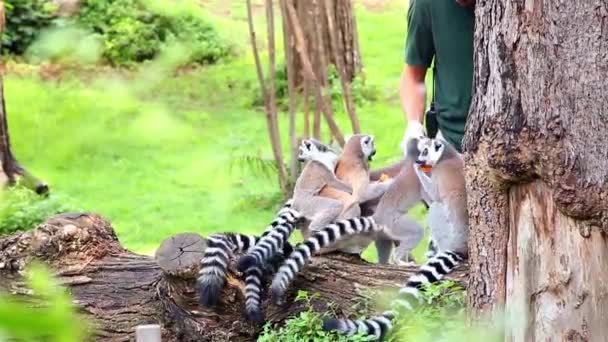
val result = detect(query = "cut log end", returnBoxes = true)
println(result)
[155,232,207,278]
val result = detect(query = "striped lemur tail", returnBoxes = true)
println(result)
[237,199,301,272]
[197,233,260,307]
[322,250,465,340]
[196,231,296,322]
[270,216,382,303]
[244,239,294,323]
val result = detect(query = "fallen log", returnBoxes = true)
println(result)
[0,213,468,341]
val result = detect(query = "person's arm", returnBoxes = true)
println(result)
[400,0,434,148]
[400,64,428,125]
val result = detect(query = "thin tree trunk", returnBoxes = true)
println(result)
[303,81,311,139]
[323,0,361,134]
[464,0,608,339]
[246,0,289,197]
[0,213,469,341]
[287,0,361,89]
[0,77,48,194]
[284,0,345,146]
[279,0,298,190]
[264,0,290,196]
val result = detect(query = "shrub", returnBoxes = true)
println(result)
[2,0,57,55]
[0,185,81,236]
[75,0,233,67]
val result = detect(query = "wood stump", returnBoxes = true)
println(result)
[0,213,468,341]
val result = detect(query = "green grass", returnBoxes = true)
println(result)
[4,0,433,260]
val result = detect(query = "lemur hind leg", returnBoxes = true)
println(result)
[388,216,424,265]
[307,196,344,232]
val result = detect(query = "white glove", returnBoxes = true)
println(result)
[400,120,426,154]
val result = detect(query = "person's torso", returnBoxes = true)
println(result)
[430,0,474,152]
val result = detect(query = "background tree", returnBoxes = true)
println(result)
[247,0,363,197]
[0,0,47,195]
[464,0,608,339]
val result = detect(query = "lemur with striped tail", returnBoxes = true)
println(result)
[322,137,469,340]
[314,134,405,264]
[270,137,428,303]
[236,138,349,274]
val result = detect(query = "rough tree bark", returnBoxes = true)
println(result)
[464,0,608,339]
[0,213,467,341]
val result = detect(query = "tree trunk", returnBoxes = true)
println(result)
[289,0,361,89]
[0,77,48,195]
[0,213,468,341]
[464,0,608,339]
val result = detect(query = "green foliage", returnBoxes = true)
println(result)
[4,0,430,257]
[25,20,102,65]
[387,281,501,342]
[74,0,233,67]
[0,185,80,236]
[2,0,57,55]
[257,282,496,342]
[0,262,91,341]
[257,291,373,342]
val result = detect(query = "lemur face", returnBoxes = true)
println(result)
[360,135,376,161]
[416,138,445,167]
[298,139,338,162]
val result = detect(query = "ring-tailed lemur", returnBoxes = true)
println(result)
[315,134,404,264]
[322,137,468,340]
[237,138,349,273]
[270,137,428,303]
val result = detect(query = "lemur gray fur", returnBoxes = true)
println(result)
[312,134,398,260]
[270,137,428,303]
[236,138,347,274]
[322,137,468,340]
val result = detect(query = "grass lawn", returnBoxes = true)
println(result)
[6,0,432,261]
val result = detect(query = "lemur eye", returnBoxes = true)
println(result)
[305,142,311,149]
[434,144,442,152]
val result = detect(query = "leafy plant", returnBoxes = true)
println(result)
[0,185,81,236]
[0,262,91,341]
[257,290,373,342]
[74,0,233,67]
[2,0,58,55]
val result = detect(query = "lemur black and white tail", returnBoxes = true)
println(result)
[270,216,381,303]
[244,240,294,323]
[322,250,465,340]
[237,200,301,272]
[197,233,259,307]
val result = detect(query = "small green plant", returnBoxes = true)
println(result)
[2,0,58,55]
[257,290,375,342]
[0,185,80,236]
[0,262,91,341]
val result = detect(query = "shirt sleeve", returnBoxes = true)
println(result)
[404,0,435,66]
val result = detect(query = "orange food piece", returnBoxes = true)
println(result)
[420,165,433,173]
[378,173,391,182]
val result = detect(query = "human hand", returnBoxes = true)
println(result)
[400,120,426,155]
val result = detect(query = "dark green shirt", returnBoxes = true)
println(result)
[404,0,474,152]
